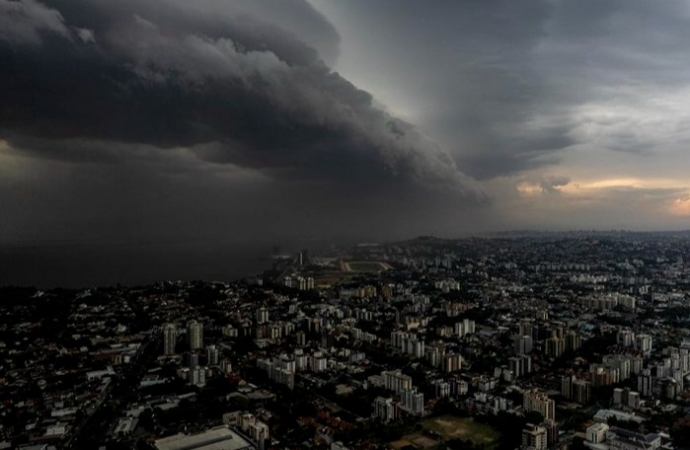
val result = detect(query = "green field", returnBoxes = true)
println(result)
[392,416,500,449]
[343,261,391,272]
[422,416,500,444]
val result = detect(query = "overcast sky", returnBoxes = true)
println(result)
[2,0,690,252]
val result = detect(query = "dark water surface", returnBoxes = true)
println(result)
[0,241,275,288]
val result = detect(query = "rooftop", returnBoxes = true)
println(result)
[154,426,255,450]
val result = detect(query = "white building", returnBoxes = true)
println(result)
[606,427,660,450]
[400,388,425,416]
[435,380,451,398]
[189,366,206,387]
[154,426,253,450]
[455,379,469,396]
[206,345,219,366]
[187,320,204,351]
[635,334,653,356]
[637,369,654,397]
[443,353,462,373]
[223,412,269,446]
[255,308,269,324]
[521,424,547,450]
[586,423,609,444]
[163,323,177,355]
[454,319,476,337]
[509,355,532,378]
[372,397,397,423]
[515,335,533,355]
[617,329,635,347]
[382,370,412,394]
[331,442,350,450]
[523,390,555,421]
[309,354,328,372]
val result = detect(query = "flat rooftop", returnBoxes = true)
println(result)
[154,426,254,450]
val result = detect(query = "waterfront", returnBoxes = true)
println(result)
[0,241,273,288]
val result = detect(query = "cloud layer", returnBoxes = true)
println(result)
[2,0,690,283]
[0,0,484,200]
[315,0,690,228]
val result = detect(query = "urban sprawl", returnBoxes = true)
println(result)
[2,232,690,450]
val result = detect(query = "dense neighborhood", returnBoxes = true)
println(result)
[2,232,690,450]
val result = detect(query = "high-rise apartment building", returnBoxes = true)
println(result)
[545,337,565,358]
[510,355,532,378]
[187,319,204,351]
[636,334,653,355]
[206,344,219,366]
[400,388,425,416]
[372,397,397,423]
[565,331,582,351]
[454,319,476,337]
[163,323,177,355]
[382,370,413,394]
[521,424,547,450]
[523,389,555,421]
[443,353,462,373]
[256,307,269,324]
[515,335,534,355]
[617,329,635,347]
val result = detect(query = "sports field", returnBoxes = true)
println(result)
[422,416,499,444]
[392,416,500,449]
[340,260,392,272]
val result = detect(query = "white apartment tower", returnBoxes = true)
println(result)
[163,323,177,356]
[256,307,269,324]
[400,388,425,416]
[515,335,534,355]
[382,370,413,394]
[187,320,204,351]
[523,390,555,421]
[636,334,653,355]
[522,424,547,450]
[372,397,397,423]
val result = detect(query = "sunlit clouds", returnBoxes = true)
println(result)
[669,198,690,217]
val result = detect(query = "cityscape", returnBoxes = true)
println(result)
[1,233,690,449]
[3,1,690,450]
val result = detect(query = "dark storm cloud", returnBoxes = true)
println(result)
[319,0,690,178]
[536,0,690,154]
[318,0,573,179]
[0,0,484,199]
[542,0,690,90]
[0,0,70,44]
[4,0,690,265]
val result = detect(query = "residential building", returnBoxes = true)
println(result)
[521,423,547,450]
[372,397,397,423]
[163,323,177,356]
[187,320,203,351]
[523,390,555,421]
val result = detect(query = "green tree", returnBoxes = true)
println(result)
[446,438,476,450]
[524,411,544,425]
[570,437,587,450]
[138,408,155,431]
[670,418,690,449]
